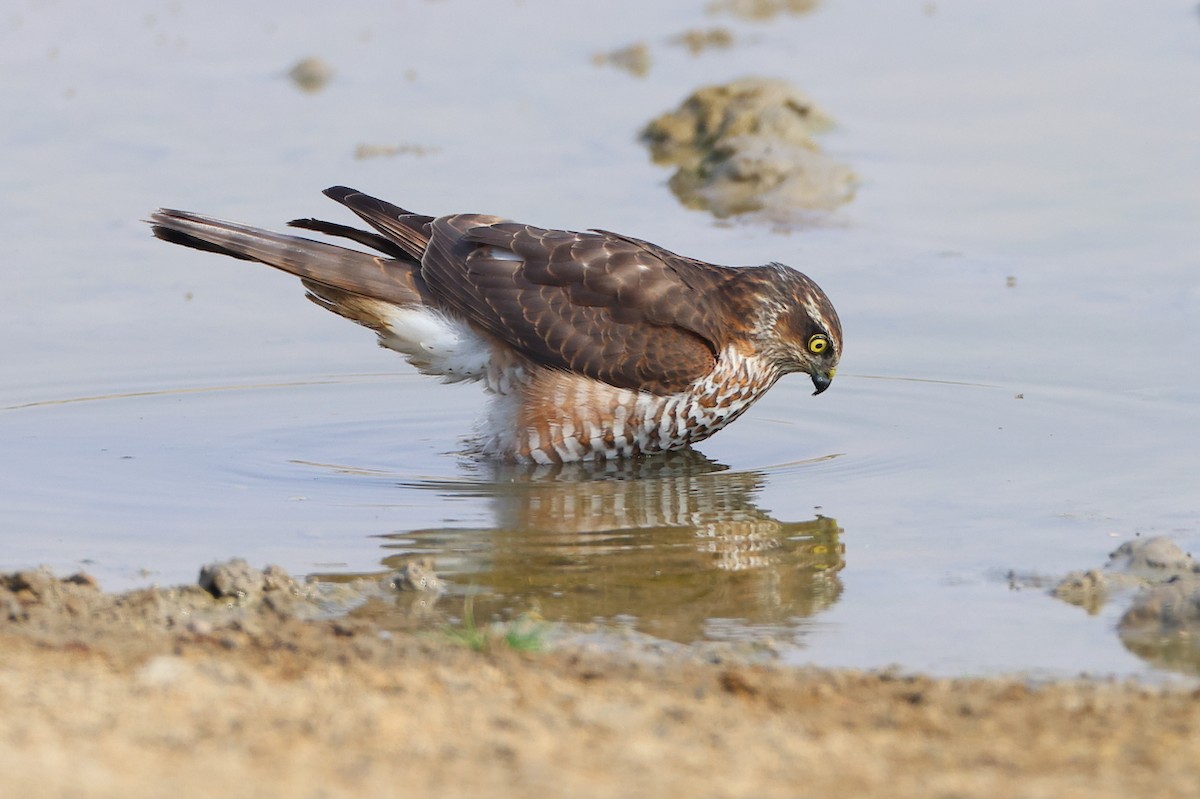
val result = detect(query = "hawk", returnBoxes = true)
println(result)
[150,187,842,464]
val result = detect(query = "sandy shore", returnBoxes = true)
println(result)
[2,564,1199,799]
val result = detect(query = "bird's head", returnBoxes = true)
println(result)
[757,265,842,395]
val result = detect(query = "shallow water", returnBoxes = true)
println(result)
[2,0,1198,677]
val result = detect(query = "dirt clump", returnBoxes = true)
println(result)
[642,77,856,218]
[1051,537,1200,673]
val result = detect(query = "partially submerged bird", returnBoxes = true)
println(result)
[150,187,841,464]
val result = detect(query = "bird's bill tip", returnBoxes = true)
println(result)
[810,368,836,395]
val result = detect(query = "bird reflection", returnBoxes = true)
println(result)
[365,450,845,644]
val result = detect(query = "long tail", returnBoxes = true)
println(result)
[149,204,429,308]
[150,191,494,380]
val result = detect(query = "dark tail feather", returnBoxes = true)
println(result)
[151,222,257,261]
[287,217,409,260]
[149,208,429,308]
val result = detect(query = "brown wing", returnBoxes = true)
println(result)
[420,217,735,394]
[153,188,740,394]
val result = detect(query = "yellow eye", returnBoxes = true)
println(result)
[808,334,829,354]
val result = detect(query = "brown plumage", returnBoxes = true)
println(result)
[150,187,842,463]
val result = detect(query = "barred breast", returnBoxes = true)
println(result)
[479,346,782,464]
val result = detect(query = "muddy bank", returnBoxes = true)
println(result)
[2,564,1199,799]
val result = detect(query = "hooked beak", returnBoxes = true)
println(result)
[810,368,836,396]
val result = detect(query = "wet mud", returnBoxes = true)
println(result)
[2,562,1199,799]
